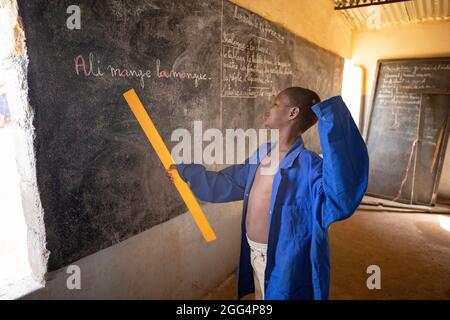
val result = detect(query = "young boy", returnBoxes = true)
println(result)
[166,87,369,300]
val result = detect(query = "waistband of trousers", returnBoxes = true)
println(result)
[246,234,268,253]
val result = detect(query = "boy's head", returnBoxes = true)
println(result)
[264,87,320,134]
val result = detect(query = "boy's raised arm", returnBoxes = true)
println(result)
[310,96,369,230]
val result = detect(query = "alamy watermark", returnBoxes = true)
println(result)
[366,6,381,30]
[66,5,81,30]
[66,265,81,290]
[171,121,281,175]
[366,265,381,290]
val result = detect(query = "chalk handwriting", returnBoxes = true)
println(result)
[107,66,151,89]
[221,31,292,99]
[232,5,285,43]
[156,59,210,88]
[73,52,212,89]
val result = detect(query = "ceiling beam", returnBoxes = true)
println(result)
[335,0,412,10]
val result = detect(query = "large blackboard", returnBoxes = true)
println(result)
[366,58,450,205]
[19,0,343,271]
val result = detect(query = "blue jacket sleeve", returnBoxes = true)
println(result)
[175,162,249,203]
[310,96,369,230]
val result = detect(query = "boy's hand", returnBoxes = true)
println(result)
[165,164,177,184]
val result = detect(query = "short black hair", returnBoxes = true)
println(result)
[281,87,320,134]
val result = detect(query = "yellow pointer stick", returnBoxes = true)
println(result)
[123,89,216,242]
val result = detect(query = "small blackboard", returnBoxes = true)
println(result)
[366,58,450,205]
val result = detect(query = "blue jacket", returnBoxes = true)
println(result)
[176,96,369,300]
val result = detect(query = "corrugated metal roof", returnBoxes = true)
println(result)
[336,0,450,30]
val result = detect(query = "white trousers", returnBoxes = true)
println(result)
[246,234,268,300]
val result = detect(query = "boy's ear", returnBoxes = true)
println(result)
[288,106,300,120]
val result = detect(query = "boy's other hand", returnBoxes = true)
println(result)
[165,164,177,184]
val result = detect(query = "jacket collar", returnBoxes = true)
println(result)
[267,136,305,169]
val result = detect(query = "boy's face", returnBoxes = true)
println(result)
[263,92,298,129]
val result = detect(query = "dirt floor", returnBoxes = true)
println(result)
[203,209,450,300]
